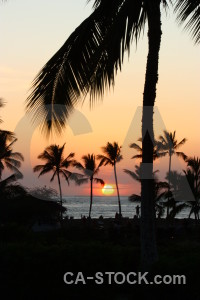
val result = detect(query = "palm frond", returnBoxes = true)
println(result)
[176,151,187,161]
[26,0,149,134]
[155,151,168,158]
[93,177,104,185]
[73,162,85,171]
[93,167,100,176]
[37,166,53,177]
[116,154,123,162]
[156,181,169,190]
[33,164,45,173]
[65,152,75,160]
[75,178,89,186]
[50,170,57,182]
[62,157,76,168]
[169,203,186,218]
[26,7,106,135]
[101,142,121,164]
[61,169,71,178]
[131,154,142,159]
[175,0,200,44]
[60,170,70,185]
[129,194,141,202]
[38,150,54,161]
[82,154,97,172]
[69,172,84,181]
[0,129,15,144]
[8,152,24,162]
[175,138,187,149]
[4,157,22,169]
[129,142,142,152]
[124,168,140,181]
[97,155,112,166]
[4,162,23,178]
[155,191,168,202]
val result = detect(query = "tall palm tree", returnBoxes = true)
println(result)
[97,142,122,216]
[158,131,187,187]
[73,154,104,218]
[33,144,77,209]
[158,130,187,217]
[26,0,200,267]
[0,130,24,180]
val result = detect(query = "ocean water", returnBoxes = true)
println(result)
[62,196,192,219]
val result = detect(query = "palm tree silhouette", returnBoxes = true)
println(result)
[163,171,187,219]
[0,130,24,180]
[158,131,187,185]
[26,0,200,266]
[184,157,200,220]
[97,142,122,216]
[186,157,200,195]
[73,154,104,218]
[183,169,200,220]
[158,131,187,217]
[33,144,77,210]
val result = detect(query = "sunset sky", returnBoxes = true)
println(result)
[0,0,199,196]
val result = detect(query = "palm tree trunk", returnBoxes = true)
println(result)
[89,178,93,218]
[114,163,121,216]
[141,0,161,269]
[167,153,172,217]
[57,171,63,220]
[188,207,192,219]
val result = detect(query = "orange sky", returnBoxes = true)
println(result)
[0,1,199,196]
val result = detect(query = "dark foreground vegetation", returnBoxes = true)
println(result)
[0,215,200,300]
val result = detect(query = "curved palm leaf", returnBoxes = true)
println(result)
[176,151,187,160]
[33,165,46,173]
[130,143,142,152]
[37,166,53,178]
[175,0,200,44]
[124,168,140,181]
[96,154,112,166]
[4,158,21,169]
[93,177,104,185]
[75,178,89,186]
[50,170,57,182]
[129,194,141,202]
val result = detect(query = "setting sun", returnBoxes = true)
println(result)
[102,184,115,196]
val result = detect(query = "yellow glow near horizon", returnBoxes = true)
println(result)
[102,184,115,196]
